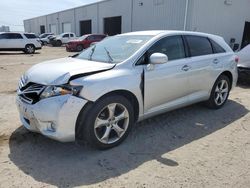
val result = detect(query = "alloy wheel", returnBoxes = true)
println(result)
[26,45,34,54]
[94,103,129,144]
[214,79,229,106]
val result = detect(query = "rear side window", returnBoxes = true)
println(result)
[70,34,74,37]
[148,35,186,61]
[186,35,213,57]
[24,34,37,39]
[210,39,226,53]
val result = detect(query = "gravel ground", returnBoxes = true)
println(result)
[0,47,250,188]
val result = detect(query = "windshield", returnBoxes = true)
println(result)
[76,35,153,64]
[78,35,88,41]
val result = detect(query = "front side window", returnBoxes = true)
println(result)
[77,35,153,64]
[185,35,213,57]
[148,35,186,61]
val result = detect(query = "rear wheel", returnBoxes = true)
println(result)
[24,44,35,54]
[206,75,231,109]
[77,95,134,149]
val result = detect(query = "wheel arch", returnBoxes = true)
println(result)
[219,71,233,89]
[25,43,35,48]
[95,89,140,122]
[75,89,140,144]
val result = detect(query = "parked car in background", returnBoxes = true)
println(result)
[39,33,54,45]
[50,32,77,47]
[0,32,42,54]
[16,31,238,149]
[237,44,250,81]
[66,34,107,52]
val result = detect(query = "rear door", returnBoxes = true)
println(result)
[6,33,24,49]
[183,35,220,101]
[144,35,190,113]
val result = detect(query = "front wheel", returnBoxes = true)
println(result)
[206,75,231,109]
[77,95,134,149]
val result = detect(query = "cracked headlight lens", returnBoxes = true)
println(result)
[40,85,83,99]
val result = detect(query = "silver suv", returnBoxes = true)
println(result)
[16,31,238,149]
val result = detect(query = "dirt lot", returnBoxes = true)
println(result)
[0,47,250,188]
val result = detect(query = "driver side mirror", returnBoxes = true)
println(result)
[149,53,168,64]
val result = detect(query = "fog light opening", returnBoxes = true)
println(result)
[47,122,56,132]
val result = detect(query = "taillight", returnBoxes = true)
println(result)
[235,56,239,63]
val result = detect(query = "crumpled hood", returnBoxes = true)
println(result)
[24,57,115,85]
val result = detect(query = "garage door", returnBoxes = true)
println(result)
[49,24,57,34]
[62,23,71,33]
[80,20,92,36]
[104,16,122,36]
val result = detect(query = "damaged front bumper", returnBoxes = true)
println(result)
[16,95,88,142]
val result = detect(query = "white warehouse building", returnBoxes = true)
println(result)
[24,0,250,48]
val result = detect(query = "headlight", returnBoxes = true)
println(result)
[40,85,83,99]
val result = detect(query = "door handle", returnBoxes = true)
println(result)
[182,65,191,71]
[213,59,219,64]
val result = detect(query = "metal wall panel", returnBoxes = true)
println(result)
[187,0,250,45]
[98,0,133,33]
[46,13,60,34]
[75,4,98,36]
[58,9,75,34]
[132,0,186,31]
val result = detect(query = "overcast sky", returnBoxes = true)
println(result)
[0,0,101,31]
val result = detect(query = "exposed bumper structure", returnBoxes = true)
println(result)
[16,95,88,142]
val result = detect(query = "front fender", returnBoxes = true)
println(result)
[70,67,144,116]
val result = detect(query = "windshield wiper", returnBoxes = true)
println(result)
[104,47,114,63]
[89,45,96,60]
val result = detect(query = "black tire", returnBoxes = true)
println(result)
[24,44,35,54]
[76,45,83,52]
[76,95,135,149]
[206,75,231,109]
[56,40,62,47]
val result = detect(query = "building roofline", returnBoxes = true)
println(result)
[24,0,112,21]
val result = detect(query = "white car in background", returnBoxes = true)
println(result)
[50,32,77,46]
[237,44,250,81]
[39,33,54,45]
[0,32,42,54]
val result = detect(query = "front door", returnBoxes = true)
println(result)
[144,35,189,114]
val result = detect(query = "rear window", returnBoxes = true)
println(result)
[186,35,213,57]
[24,34,37,39]
[210,39,226,53]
